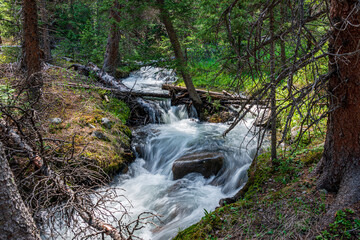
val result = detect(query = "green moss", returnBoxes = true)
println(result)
[300,147,323,166]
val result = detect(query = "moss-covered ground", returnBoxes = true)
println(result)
[0,63,134,180]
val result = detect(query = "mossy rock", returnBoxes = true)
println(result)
[300,148,323,166]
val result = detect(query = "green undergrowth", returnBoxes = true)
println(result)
[188,59,235,91]
[174,140,358,240]
[316,209,360,240]
[0,46,21,64]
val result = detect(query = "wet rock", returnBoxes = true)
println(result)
[208,111,233,123]
[101,117,112,129]
[172,152,224,180]
[92,131,109,141]
[50,118,62,124]
[254,108,271,127]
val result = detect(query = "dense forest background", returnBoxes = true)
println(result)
[0,0,359,239]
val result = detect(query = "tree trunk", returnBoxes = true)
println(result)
[269,5,277,163]
[156,0,202,111]
[102,0,121,76]
[40,0,51,62]
[22,0,42,96]
[280,0,286,66]
[317,0,360,220]
[0,143,41,240]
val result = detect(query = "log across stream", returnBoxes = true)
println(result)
[58,66,259,239]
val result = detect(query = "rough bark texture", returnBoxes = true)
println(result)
[0,143,41,240]
[280,0,286,66]
[103,0,121,76]
[23,0,42,77]
[317,0,360,217]
[156,0,202,110]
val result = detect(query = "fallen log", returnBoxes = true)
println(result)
[57,83,171,99]
[68,63,172,125]
[162,84,248,100]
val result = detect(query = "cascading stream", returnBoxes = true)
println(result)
[48,67,258,240]
[109,67,258,239]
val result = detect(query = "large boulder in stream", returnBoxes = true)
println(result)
[172,152,224,180]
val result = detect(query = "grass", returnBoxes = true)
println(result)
[174,138,359,239]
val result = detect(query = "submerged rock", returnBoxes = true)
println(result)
[172,152,224,180]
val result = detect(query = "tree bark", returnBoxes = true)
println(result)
[102,0,121,76]
[269,5,277,163]
[0,142,41,240]
[22,0,42,99]
[317,0,360,219]
[23,0,42,77]
[156,0,202,111]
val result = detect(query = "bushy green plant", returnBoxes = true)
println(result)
[316,209,360,239]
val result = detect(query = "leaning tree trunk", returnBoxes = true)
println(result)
[156,0,202,111]
[0,143,41,240]
[317,0,360,220]
[22,0,42,97]
[102,0,121,76]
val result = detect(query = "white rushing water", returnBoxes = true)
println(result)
[113,67,258,239]
[48,67,258,240]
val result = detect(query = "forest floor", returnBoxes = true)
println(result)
[0,63,135,181]
[174,138,360,239]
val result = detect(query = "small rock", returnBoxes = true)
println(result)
[101,117,112,129]
[92,131,109,141]
[172,152,224,180]
[319,189,328,194]
[50,118,62,124]
[88,124,96,129]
